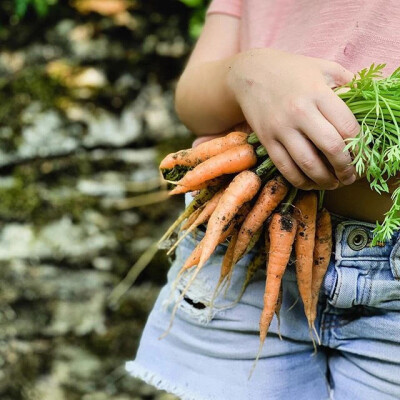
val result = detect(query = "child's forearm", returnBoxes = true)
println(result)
[175,56,244,135]
[176,46,360,191]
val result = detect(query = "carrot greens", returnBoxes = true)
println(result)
[338,64,400,244]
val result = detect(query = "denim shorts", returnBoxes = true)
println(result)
[126,207,400,400]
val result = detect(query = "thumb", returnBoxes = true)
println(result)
[323,61,355,88]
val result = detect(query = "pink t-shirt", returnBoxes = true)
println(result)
[207,0,400,75]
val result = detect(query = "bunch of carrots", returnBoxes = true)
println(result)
[157,131,333,375]
[152,64,400,376]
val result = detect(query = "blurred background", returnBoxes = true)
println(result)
[0,1,208,399]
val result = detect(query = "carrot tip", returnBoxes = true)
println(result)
[248,339,265,380]
[312,322,321,346]
[276,315,283,341]
[287,296,299,311]
[309,326,318,354]
[158,327,171,341]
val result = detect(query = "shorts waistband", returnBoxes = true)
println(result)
[330,212,400,261]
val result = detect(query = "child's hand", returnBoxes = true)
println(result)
[227,48,360,190]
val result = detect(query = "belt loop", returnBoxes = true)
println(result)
[329,266,360,308]
[334,222,345,262]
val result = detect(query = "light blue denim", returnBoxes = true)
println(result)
[126,209,400,400]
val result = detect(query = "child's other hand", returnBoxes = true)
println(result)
[227,48,360,190]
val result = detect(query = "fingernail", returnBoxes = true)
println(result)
[342,174,356,185]
[329,181,339,190]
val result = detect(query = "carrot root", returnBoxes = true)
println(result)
[198,170,261,271]
[175,144,257,189]
[287,296,299,311]
[160,131,248,170]
[310,208,332,329]
[294,191,318,327]
[158,188,215,245]
[180,205,204,231]
[251,212,297,377]
[232,176,289,267]
[228,251,265,309]
[312,322,321,348]
[275,284,283,341]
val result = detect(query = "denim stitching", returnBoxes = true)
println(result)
[332,266,343,306]
[365,276,373,306]
[357,275,367,305]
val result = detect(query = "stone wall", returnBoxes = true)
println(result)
[0,1,196,399]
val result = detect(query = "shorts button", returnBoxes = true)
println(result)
[347,228,369,251]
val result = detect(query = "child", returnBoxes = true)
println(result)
[126,1,400,399]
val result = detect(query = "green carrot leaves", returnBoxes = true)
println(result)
[337,64,400,243]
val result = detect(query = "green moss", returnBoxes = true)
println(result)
[0,170,98,224]
[0,177,41,220]
[48,194,99,223]
[0,67,67,152]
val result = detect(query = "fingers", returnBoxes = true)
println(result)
[263,139,315,190]
[320,61,354,88]
[317,92,360,140]
[279,130,339,189]
[296,108,356,185]
[318,93,361,168]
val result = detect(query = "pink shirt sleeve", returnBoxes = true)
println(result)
[206,0,242,18]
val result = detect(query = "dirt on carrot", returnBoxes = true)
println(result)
[249,211,297,379]
[174,144,257,190]
[310,208,332,343]
[160,131,248,169]
[294,191,318,326]
[198,170,261,270]
[232,175,289,266]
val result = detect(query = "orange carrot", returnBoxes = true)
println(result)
[161,203,251,337]
[261,213,297,342]
[198,170,261,270]
[207,228,240,314]
[310,208,332,341]
[223,226,264,297]
[168,187,226,255]
[294,191,318,327]
[166,202,250,295]
[250,211,297,378]
[232,176,289,266]
[158,188,215,245]
[174,144,257,189]
[275,284,283,341]
[228,250,266,309]
[243,227,262,256]
[169,176,227,196]
[160,131,248,169]
[177,202,251,277]
[181,205,204,231]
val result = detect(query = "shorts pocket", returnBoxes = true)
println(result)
[163,230,251,325]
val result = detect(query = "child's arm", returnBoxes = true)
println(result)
[175,15,360,190]
[175,14,244,135]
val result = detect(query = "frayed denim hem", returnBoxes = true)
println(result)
[125,361,208,400]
